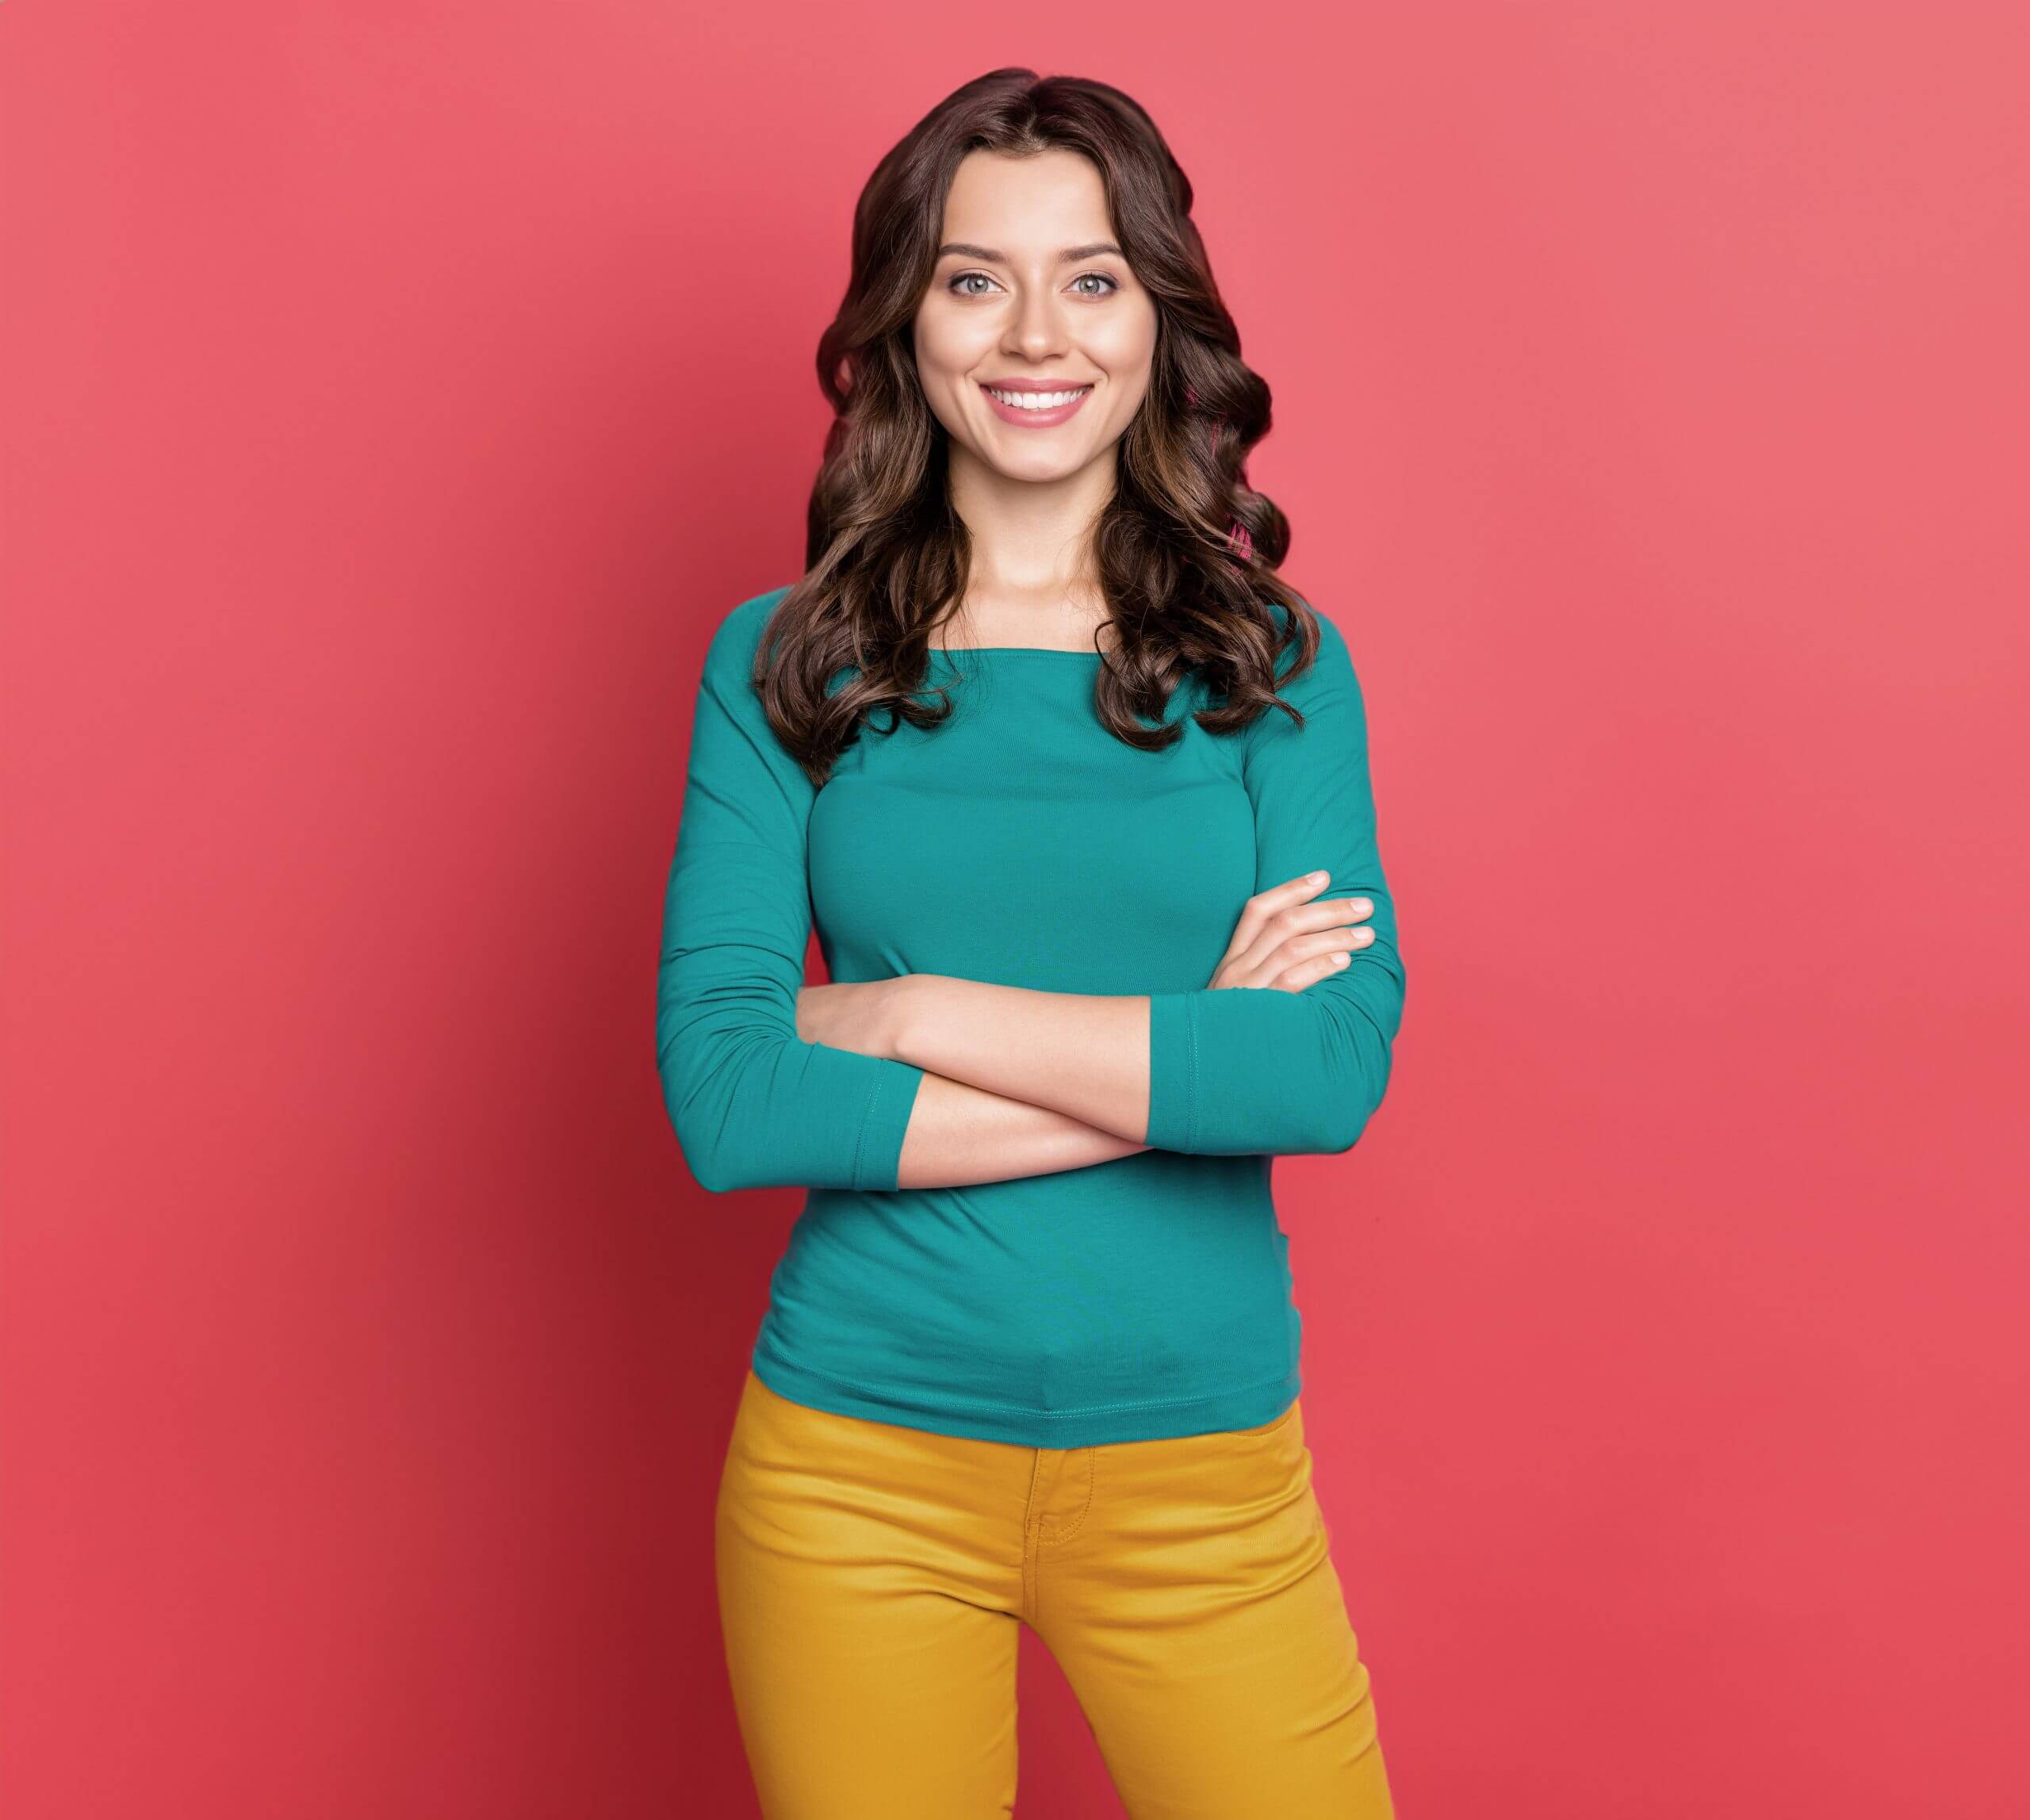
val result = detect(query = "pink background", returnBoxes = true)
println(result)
[4,4,2025,1815]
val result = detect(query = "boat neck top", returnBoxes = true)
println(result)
[656,584,1406,1446]
[928,645,1107,657]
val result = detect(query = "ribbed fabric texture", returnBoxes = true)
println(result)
[657,584,1405,1446]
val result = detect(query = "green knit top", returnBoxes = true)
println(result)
[657,584,1404,1446]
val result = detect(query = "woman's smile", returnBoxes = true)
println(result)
[978,379,1095,427]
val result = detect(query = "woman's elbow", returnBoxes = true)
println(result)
[659,1047,745,1194]
[682,1148,753,1195]
[658,1017,825,1193]
[667,1097,780,1194]
[1314,1097,1379,1155]
[1308,1035,1396,1155]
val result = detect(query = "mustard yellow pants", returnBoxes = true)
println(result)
[714,1367,1396,1818]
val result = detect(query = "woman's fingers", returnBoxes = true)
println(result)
[1272,925,1376,983]
[1248,924,1376,991]
[1220,869,1333,964]
[1235,913,1373,983]
[1289,897,1374,933]
[1220,877,1377,989]
[1285,923,1377,964]
[1272,948,1358,991]
[1224,872,1369,963]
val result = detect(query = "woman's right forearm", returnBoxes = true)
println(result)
[884,973,1154,1144]
[894,1068,1149,1190]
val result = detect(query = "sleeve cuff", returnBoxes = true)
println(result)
[850,1058,926,1191]
[1145,991,1202,1152]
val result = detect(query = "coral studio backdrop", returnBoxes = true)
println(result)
[2,5,2024,1818]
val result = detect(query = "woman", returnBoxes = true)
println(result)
[657,67,1405,1820]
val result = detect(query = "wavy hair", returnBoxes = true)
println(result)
[755,67,1325,785]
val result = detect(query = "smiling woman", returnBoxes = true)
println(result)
[665,67,1404,1819]
[913,152,1155,492]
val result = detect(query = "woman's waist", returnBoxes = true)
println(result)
[779,1152,1289,1337]
[762,1155,1298,1431]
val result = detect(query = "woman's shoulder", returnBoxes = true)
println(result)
[1203,595,1357,726]
[1262,593,1355,684]
[703,583,799,674]
[721,581,799,641]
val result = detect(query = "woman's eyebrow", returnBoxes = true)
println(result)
[935,241,1124,262]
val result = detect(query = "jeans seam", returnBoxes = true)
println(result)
[1042,1450,1096,1546]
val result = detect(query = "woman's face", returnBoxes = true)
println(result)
[913,148,1158,487]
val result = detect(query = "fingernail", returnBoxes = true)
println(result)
[1309,870,1328,883]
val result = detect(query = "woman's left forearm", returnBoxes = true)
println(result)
[885,974,1152,1144]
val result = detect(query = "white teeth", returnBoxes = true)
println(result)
[985,386,1089,410]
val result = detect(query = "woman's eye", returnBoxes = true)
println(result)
[946,271,1120,298]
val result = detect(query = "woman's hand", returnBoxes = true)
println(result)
[795,976,908,1059]
[1208,870,1374,993]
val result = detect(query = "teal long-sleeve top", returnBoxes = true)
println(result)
[656,584,1405,1447]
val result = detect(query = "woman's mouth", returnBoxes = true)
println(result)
[979,381,1094,428]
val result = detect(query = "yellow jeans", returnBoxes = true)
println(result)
[715,1367,1396,1818]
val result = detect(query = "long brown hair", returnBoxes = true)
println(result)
[757,67,1325,786]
